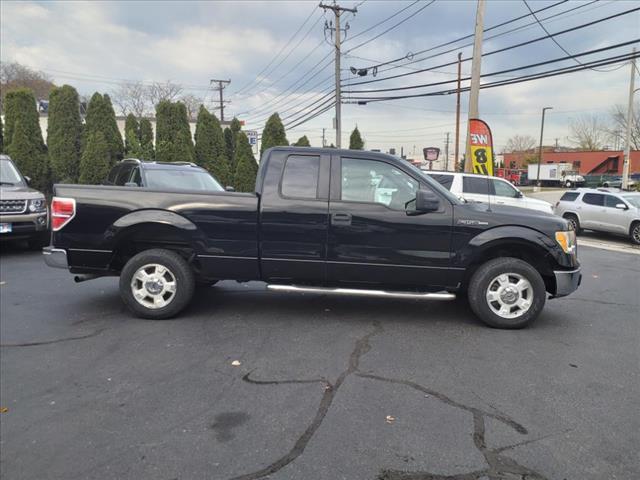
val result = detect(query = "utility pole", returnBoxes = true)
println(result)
[444,132,450,171]
[320,2,357,148]
[322,128,326,147]
[464,0,485,173]
[536,107,553,190]
[622,47,636,190]
[210,79,231,121]
[454,52,462,171]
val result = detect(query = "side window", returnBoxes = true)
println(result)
[341,158,418,210]
[426,174,454,191]
[492,179,519,198]
[560,192,579,202]
[462,176,493,195]
[604,195,622,208]
[281,155,320,199]
[106,165,119,185]
[130,167,142,186]
[582,193,604,206]
[115,164,134,186]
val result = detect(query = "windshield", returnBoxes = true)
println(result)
[144,169,224,192]
[404,163,462,204]
[0,158,25,186]
[621,195,640,209]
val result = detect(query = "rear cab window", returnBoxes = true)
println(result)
[280,155,320,199]
[560,192,580,202]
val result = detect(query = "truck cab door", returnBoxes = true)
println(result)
[259,151,330,283]
[327,155,456,289]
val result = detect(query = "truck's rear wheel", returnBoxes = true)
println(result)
[467,257,546,329]
[119,249,195,319]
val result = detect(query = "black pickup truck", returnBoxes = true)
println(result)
[44,147,581,328]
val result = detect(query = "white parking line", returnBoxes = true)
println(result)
[578,238,640,255]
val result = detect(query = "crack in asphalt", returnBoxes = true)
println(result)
[0,327,108,347]
[232,321,551,480]
[229,322,384,480]
[359,374,547,480]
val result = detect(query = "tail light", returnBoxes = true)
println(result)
[51,197,76,231]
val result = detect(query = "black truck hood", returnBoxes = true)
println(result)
[455,201,569,235]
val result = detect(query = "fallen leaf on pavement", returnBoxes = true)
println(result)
[231,360,241,366]
[0,407,8,413]
[385,415,395,424]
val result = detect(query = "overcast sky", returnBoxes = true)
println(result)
[1,0,639,158]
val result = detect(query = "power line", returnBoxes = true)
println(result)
[231,4,320,97]
[344,39,640,94]
[522,0,622,73]
[342,5,640,87]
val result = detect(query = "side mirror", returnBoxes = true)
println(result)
[515,190,523,198]
[24,176,31,185]
[408,189,440,215]
[615,203,628,210]
[124,182,138,187]
[225,186,236,192]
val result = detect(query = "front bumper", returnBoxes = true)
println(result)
[43,247,68,269]
[553,268,582,297]
[0,212,48,239]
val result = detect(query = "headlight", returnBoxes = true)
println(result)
[28,198,47,213]
[555,230,576,255]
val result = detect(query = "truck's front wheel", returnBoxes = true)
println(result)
[119,249,195,319]
[467,257,546,329]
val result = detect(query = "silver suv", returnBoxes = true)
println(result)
[554,188,640,245]
[0,155,49,249]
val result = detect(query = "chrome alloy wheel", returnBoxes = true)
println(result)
[632,224,640,244]
[485,273,533,319]
[130,263,177,309]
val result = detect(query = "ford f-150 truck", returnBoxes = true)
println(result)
[44,147,581,328]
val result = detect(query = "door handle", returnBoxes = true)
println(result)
[331,213,352,226]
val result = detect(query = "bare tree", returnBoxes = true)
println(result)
[0,61,55,111]
[568,114,610,151]
[146,81,183,109]
[111,81,148,118]
[608,102,639,150]
[179,93,204,121]
[504,134,537,153]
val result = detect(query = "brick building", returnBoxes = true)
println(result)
[502,150,640,175]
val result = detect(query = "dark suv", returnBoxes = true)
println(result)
[105,159,225,192]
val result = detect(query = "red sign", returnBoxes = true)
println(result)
[468,119,494,176]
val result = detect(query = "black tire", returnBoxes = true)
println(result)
[630,222,640,246]
[27,231,49,250]
[565,181,573,188]
[563,214,582,235]
[119,248,195,319]
[467,257,546,329]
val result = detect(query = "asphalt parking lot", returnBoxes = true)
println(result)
[1,241,639,480]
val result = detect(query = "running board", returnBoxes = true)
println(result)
[267,284,456,300]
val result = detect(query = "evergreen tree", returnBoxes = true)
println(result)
[79,131,111,184]
[83,92,122,168]
[349,126,364,150]
[293,135,311,147]
[3,88,45,153]
[154,100,194,162]
[224,127,234,168]
[260,113,288,156]
[48,85,82,183]
[7,120,49,191]
[124,113,142,157]
[139,118,155,160]
[234,132,258,192]
[194,105,230,185]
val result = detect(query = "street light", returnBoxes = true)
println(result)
[536,107,553,189]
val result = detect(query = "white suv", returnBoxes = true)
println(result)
[554,188,640,244]
[423,171,554,214]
